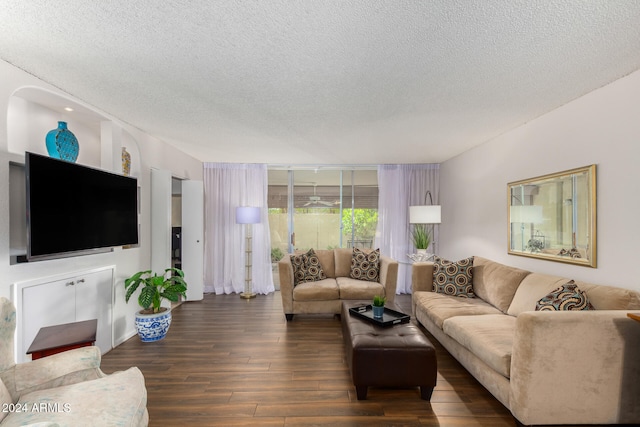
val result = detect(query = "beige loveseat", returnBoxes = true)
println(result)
[279,248,398,320]
[0,297,148,426]
[412,257,640,426]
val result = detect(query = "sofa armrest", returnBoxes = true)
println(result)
[278,256,295,315]
[379,256,398,304]
[411,262,434,293]
[510,310,640,425]
[411,262,434,317]
[3,347,104,400]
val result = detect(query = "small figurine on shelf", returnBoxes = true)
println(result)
[122,147,131,176]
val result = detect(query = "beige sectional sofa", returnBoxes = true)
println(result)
[412,256,640,426]
[279,248,398,320]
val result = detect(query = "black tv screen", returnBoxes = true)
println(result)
[26,152,138,260]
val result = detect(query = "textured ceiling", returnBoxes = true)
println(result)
[2,1,640,164]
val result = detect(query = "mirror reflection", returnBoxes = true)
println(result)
[508,165,596,267]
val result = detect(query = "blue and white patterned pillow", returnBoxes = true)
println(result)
[535,281,594,311]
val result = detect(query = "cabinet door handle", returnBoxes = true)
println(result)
[77,278,85,284]
[65,281,75,286]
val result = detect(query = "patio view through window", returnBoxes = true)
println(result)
[268,168,378,287]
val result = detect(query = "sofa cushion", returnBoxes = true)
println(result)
[433,256,475,297]
[349,248,380,282]
[507,273,640,316]
[336,277,384,300]
[334,248,355,277]
[1,367,147,427]
[573,280,640,310]
[535,281,594,311]
[443,314,516,378]
[507,274,567,316]
[472,257,530,313]
[291,249,327,285]
[413,291,502,329]
[313,249,336,278]
[292,278,339,301]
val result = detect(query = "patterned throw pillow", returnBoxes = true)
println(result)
[433,256,475,298]
[290,249,327,286]
[349,248,381,282]
[535,281,595,311]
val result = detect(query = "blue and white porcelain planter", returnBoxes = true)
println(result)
[135,308,172,342]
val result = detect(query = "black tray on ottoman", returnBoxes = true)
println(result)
[348,304,410,327]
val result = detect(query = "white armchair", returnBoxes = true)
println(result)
[0,297,148,426]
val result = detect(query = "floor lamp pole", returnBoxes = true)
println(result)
[432,223,437,256]
[237,206,260,299]
[241,223,256,299]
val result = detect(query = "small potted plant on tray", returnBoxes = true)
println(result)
[372,295,386,319]
[125,268,188,342]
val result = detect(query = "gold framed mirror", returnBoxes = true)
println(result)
[507,165,596,267]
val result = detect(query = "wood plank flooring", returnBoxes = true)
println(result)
[100,293,518,426]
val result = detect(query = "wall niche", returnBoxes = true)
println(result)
[7,86,141,263]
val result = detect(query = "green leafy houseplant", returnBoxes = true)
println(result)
[411,224,432,250]
[373,295,386,307]
[125,268,188,314]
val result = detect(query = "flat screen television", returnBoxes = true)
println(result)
[25,152,138,261]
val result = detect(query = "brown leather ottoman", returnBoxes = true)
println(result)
[341,301,437,400]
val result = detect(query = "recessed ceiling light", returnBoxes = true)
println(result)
[64,107,74,112]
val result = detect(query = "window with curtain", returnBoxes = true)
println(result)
[375,164,440,294]
[203,163,274,295]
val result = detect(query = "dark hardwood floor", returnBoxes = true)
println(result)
[100,293,516,426]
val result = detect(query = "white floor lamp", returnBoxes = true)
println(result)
[236,206,261,299]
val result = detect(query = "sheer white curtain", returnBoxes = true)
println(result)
[203,163,274,295]
[375,164,440,294]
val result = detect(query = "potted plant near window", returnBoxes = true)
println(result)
[124,268,188,342]
[411,224,431,253]
[372,295,386,319]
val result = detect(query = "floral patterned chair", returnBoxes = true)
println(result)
[0,297,148,426]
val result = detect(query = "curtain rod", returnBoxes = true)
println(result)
[267,164,379,171]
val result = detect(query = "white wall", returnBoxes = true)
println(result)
[0,59,203,347]
[439,69,640,291]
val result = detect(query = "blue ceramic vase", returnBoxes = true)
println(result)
[45,121,79,162]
